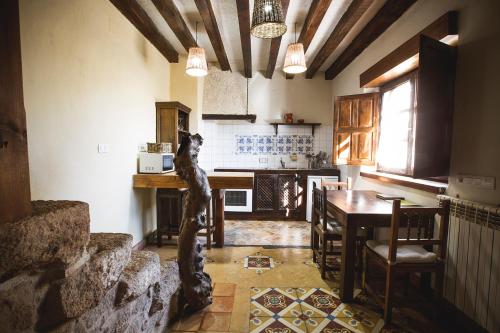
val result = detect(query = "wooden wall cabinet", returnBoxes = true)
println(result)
[156,101,191,151]
[333,93,380,166]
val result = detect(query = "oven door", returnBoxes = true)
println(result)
[224,189,253,212]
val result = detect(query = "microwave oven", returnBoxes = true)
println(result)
[139,152,175,174]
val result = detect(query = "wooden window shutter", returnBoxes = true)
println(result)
[333,93,381,166]
[413,35,456,178]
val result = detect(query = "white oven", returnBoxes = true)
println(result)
[224,189,253,212]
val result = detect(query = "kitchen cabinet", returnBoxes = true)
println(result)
[254,174,298,213]
[156,101,191,152]
[215,168,341,221]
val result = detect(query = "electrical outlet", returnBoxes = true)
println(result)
[97,144,109,154]
[138,143,147,152]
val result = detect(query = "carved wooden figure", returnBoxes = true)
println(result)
[174,133,212,311]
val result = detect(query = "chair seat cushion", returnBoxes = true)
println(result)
[366,240,437,263]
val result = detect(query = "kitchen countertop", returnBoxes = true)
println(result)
[133,171,254,189]
[213,167,340,173]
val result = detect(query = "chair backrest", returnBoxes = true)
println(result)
[388,200,451,263]
[312,182,329,231]
[321,177,350,190]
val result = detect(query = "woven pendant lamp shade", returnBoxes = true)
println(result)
[186,47,208,77]
[283,43,306,74]
[251,0,287,39]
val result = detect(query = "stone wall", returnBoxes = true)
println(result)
[0,201,181,332]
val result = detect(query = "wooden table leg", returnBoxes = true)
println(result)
[213,189,225,248]
[340,217,356,302]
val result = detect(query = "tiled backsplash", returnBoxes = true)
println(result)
[197,123,333,170]
[236,135,313,155]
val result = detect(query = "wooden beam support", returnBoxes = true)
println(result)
[265,0,290,79]
[306,0,372,79]
[299,0,332,52]
[288,0,331,80]
[0,0,32,223]
[360,11,458,87]
[325,0,417,80]
[110,0,178,63]
[194,0,231,71]
[236,0,252,78]
[152,0,196,52]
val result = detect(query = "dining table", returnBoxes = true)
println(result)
[326,190,394,302]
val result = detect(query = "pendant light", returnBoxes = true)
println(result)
[186,22,208,77]
[251,0,287,39]
[283,23,306,74]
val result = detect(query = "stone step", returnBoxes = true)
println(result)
[0,200,90,282]
[37,233,133,330]
[115,251,161,307]
[48,259,182,333]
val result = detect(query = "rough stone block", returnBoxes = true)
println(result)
[48,259,182,333]
[0,201,90,281]
[115,251,161,307]
[38,233,132,330]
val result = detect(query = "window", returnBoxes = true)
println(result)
[377,72,417,176]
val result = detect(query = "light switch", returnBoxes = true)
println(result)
[138,143,147,152]
[97,144,109,153]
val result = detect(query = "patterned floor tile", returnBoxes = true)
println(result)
[244,255,274,269]
[305,318,355,333]
[332,303,384,333]
[296,288,342,317]
[249,316,307,333]
[250,287,302,318]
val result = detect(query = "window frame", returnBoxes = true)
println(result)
[376,70,418,177]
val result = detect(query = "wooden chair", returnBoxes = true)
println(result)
[321,177,350,190]
[364,199,450,323]
[311,183,365,279]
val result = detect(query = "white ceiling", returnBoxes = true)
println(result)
[139,0,387,77]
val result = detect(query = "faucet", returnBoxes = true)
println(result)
[280,158,285,169]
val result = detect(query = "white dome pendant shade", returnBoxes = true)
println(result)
[283,42,306,74]
[186,47,208,77]
[251,0,287,39]
[186,22,208,77]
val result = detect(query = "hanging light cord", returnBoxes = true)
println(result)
[294,22,297,43]
[195,21,198,45]
[246,78,249,116]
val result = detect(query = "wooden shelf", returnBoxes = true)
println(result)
[202,114,256,123]
[269,122,321,136]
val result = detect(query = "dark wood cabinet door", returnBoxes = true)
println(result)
[254,174,276,211]
[333,93,380,165]
[277,174,298,211]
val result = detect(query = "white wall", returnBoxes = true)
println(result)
[331,0,500,206]
[197,67,333,170]
[20,0,171,244]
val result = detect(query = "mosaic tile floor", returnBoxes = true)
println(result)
[154,242,457,332]
[249,287,383,333]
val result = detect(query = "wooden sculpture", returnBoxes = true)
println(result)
[174,133,213,311]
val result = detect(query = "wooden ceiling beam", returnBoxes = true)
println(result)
[288,0,332,80]
[299,0,332,53]
[194,0,231,71]
[110,0,178,63]
[265,0,290,79]
[236,0,252,78]
[325,0,417,80]
[152,0,196,52]
[305,0,372,79]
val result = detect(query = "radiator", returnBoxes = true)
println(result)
[438,195,500,332]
